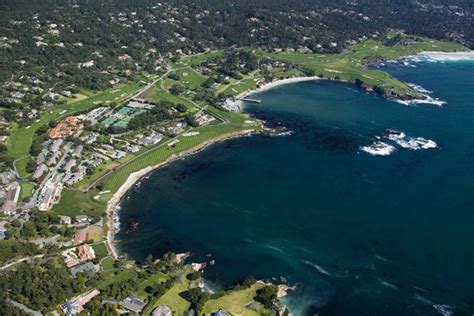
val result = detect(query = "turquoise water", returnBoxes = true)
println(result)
[118,60,474,315]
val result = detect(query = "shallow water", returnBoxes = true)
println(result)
[118,59,474,315]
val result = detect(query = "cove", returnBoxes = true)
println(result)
[117,59,474,315]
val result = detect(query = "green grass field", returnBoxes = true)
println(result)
[52,189,104,217]
[100,256,115,272]
[19,182,35,201]
[152,275,191,315]
[135,273,168,300]
[174,67,206,89]
[92,242,109,259]
[202,283,268,315]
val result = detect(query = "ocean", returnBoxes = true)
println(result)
[117,58,474,315]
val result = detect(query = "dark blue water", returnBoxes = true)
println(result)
[118,60,474,315]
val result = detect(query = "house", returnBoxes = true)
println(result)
[122,297,146,313]
[0,220,8,240]
[112,150,126,160]
[72,231,89,245]
[70,262,99,276]
[212,309,231,316]
[32,164,48,179]
[49,116,83,139]
[60,215,72,225]
[77,244,95,262]
[61,289,100,315]
[75,215,89,223]
[1,181,20,215]
[153,305,173,316]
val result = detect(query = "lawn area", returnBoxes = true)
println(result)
[179,50,224,66]
[15,156,32,178]
[201,283,266,315]
[53,189,104,217]
[85,225,105,242]
[98,268,137,290]
[220,72,264,96]
[152,275,191,315]
[91,242,109,258]
[147,84,197,111]
[100,256,115,272]
[19,182,35,201]
[135,272,168,300]
[174,67,206,89]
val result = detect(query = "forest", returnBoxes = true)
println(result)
[0,0,472,95]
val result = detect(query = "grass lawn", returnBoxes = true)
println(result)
[15,156,32,178]
[19,182,35,201]
[91,242,109,258]
[152,275,191,315]
[201,283,266,315]
[174,67,206,90]
[98,268,137,290]
[135,273,168,300]
[147,84,197,111]
[52,189,104,217]
[100,256,115,272]
[85,225,105,242]
[179,50,224,66]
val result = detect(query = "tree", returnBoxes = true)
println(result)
[185,114,199,127]
[255,285,278,309]
[169,84,185,95]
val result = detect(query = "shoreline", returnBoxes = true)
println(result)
[237,76,321,100]
[105,128,258,256]
[415,50,474,61]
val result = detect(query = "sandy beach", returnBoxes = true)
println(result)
[416,50,474,60]
[237,76,321,99]
[105,129,257,254]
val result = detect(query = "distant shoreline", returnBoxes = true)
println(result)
[237,76,321,100]
[415,50,474,60]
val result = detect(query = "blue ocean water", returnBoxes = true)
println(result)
[117,59,474,315]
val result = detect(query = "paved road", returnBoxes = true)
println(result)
[7,299,43,316]
[0,254,45,271]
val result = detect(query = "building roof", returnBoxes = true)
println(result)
[152,305,173,316]
[123,297,146,313]
[70,262,98,276]
[77,244,95,261]
[72,231,89,245]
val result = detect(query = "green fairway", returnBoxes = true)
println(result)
[179,50,224,66]
[53,189,104,217]
[174,67,206,89]
[147,84,197,111]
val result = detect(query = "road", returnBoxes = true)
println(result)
[0,254,45,271]
[7,299,42,316]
